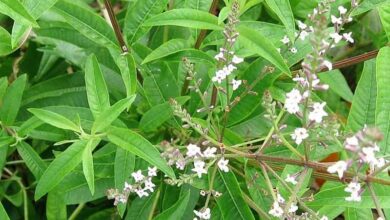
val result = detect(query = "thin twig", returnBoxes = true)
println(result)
[103,0,128,53]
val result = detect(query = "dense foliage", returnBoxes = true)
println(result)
[1,0,390,219]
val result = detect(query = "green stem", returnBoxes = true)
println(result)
[242,192,271,220]
[367,182,386,220]
[69,203,85,220]
[204,165,218,208]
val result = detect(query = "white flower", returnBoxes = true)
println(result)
[290,47,298,54]
[285,174,298,185]
[331,15,342,24]
[378,217,385,220]
[194,208,211,220]
[187,144,202,157]
[192,160,207,178]
[376,158,386,168]
[343,32,354,43]
[212,73,224,84]
[291,128,309,145]
[281,35,290,44]
[269,202,284,217]
[338,6,347,15]
[309,102,328,123]
[176,159,186,170]
[203,147,217,158]
[232,55,244,64]
[320,216,329,220]
[148,166,157,177]
[345,136,359,151]
[361,147,379,169]
[144,178,156,192]
[214,51,224,61]
[297,20,307,30]
[218,158,229,172]
[232,79,242,91]
[323,60,333,71]
[327,160,348,179]
[288,203,298,213]
[124,182,133,191]
[226,64,236,73]
[345,181,361,202]
[135,188,149,198]
[284,89,302,114]
[330,33,343,43]
[132,170,144,182]
[299,31,309,40]
[277,193,285,203]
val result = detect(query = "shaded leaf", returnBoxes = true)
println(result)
[0,74,27,125]
[29,108,80,132]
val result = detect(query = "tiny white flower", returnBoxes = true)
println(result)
[291,128,309,145]
[377,217,385,220]
[132,170,145,182]
[299,31,309,40]
[345,136,359,151]
[277,193,285,203]
[192,160,207,178]
[187,144,202,157]
[285,174,298,185]
[297,20,307,30]
[345,181,361,194]
[226,64,236,73]
[148,166,157,177]
[330,32,343,43]
[343,32,354,43]
[327,160,348,179]
[203,147,217,158]
[269,202,284,217]
[345,191,361,202]
[194,208,211,220]
[320,216,329,220]
[144,178,156,192]
[323,60,333,71]
[218,158,229,172]
[331,15,342,25]
[214,51,224,61]
[288,203,299,213]
[286,88,302,102]
[232,55,244,64]
[176,159,186,170]
[232,79,242,91]
[124,182,133,191]
[309,102,328,123]
[290,47,298,54]
[281,35,290,44]
[338,6,347,15]
[376,158,386,168]
[135,188,149,198]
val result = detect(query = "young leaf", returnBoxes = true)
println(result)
[142,39,191,64]
[109,52,137,98]
[375,47,390,154]
[347,60,377,132]
[124,0,169,45]
[0,74,27,126]
[85,54,110,118]
[91,96,136,133]
[16,142,47,180]
[35,140,88,200]
[154,190,191,220]
[28,108,80,132]
[0,0,38,27]
[264,0,295,41]
[82,138,100,195]
[237,26,290,75]
[107,127,175,179]
[143,9,223,30]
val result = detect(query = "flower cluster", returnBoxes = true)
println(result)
[212,1,243,91]
[106,167,158,205]
[268,193,299,218]
[194,207,211,220]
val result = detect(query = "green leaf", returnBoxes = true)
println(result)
[347,60,377,132]
[154,190,191,220]
[110,52,137,97]
[125,189,160,220]
[124,0,169,45]
[85,54,110,118]
[0,202,10,220]
[91,96,135,133]
[344,208,374,220]
[28,108,80,132]
[46,190,67,220]
[264,0,295,41]
[142,39,191,64]
[0,74,27,126]
[214,171,255,220]
[237,26,290,75]
[379,3,390,42]
[143,9,223,30]
[353,0,388,16]
[375,47,390,153]
[318,70,354,102]
[16,142,47,179]
[115,147,135,217]
[0,27,12,56]
[82,138,100,195]
[140,103,173,132]
[107,127,175,179]
[53,0,118,49]
[0,77,7,103]
[0,0,38,27]
[35,140,89,200]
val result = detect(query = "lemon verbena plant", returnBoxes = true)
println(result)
[0,0,390,219]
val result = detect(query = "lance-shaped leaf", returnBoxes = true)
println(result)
[115,147,135,217]
[85,54,110,118]
[0,74,26,125]
[29,108,80,132]
[154,190,191,220]
[143,9,223,30]
[0,27,12,56]
[237,26,290,75]
[0,202,10,220]
[107,127,175,179]
[91,96,136,133]
[82,138,100,195]
[0,0,38,27]
[16,142,47,180]
[142,39,191,64]
[35,140,89,200]
[264,0,295,41]
[109,51,137,98]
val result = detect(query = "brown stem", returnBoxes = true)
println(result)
[103,0,129,53]
[319,49,379,72]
